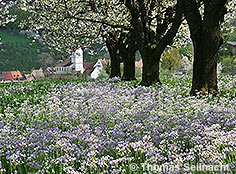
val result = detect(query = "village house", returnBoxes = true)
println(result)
[136,59,143,68]
[83,59,105,78]
[55,48,107,78]
[31,68,44,79]
[2,71,23,81]
[46,67,56,75]
[55,58,73,74]
[21,73,34,81]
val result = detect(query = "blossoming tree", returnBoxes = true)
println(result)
[17,0,185,84]
[17,0,132,79]
[0,0,16,28]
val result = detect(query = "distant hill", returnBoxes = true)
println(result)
[0,29,58,72]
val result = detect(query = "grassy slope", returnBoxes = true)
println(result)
[0,30,31,43]
[0,29,46,72]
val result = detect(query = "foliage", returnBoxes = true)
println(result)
[228,32,236,41]
[160,47,181,72]
[135,65,142,79]
[98,69,109,79]
[219,41,234,59]
[17,0,130,53]
[221,56,236,75]
[41,74,79,81]
[0,75,236,173]
[0,0,16,27]
[2,7,30,31]
[38,52,58,71]
[0,30,57,71]
[178,43,194,60]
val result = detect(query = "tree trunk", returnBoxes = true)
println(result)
[140,46,161,86]
[109,49,121,78]
[120,30,137,81]
[106,40,121,78]
[190,28,223,95]
[179,0,227,95]
[122,49,136,81]
[124,1,183,86]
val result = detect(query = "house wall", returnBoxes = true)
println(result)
[56,66,73,74]
[91,67,101,79]
[94,59,103,70]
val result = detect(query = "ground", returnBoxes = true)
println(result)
[0,75,236,173]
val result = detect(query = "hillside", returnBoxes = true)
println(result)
[0,29,57,72]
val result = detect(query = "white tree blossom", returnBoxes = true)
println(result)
[18,0,130,53]
[0,0,16,26]
[5,0,236,54]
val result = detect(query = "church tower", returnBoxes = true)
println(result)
[71,48,84,73]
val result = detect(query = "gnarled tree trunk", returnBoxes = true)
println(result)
[139,46,161,86]
[190,28,223,95]
[179,0,227,95]
[124,1,183,86]
[122,49,136,80]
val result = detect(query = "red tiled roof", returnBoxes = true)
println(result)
[56,58,72,67]
[83,62,96,76]
[2,71,23,80]
[84,62,96,69]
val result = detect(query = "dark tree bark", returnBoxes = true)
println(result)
[140,45,162,85]
[106,35,121,78]
[118,30,138,81]
[123,0,183,86]
[179,0,227,95]
[122,48,136,80]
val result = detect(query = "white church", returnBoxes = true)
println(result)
[55,48,104,79]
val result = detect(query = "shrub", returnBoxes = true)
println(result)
[221,56,236,75]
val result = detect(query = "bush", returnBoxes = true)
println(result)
[135,66,142,79]
[221,56,236,75]
[40,74,78,81]
[160,47,181,71]
[98,69,109,79]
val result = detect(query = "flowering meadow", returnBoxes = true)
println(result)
[0,75,236,174]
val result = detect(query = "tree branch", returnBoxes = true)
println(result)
[64,16,130,30]
[178,0,202,39]
[158,2,184,52]
[203,0,227,29]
